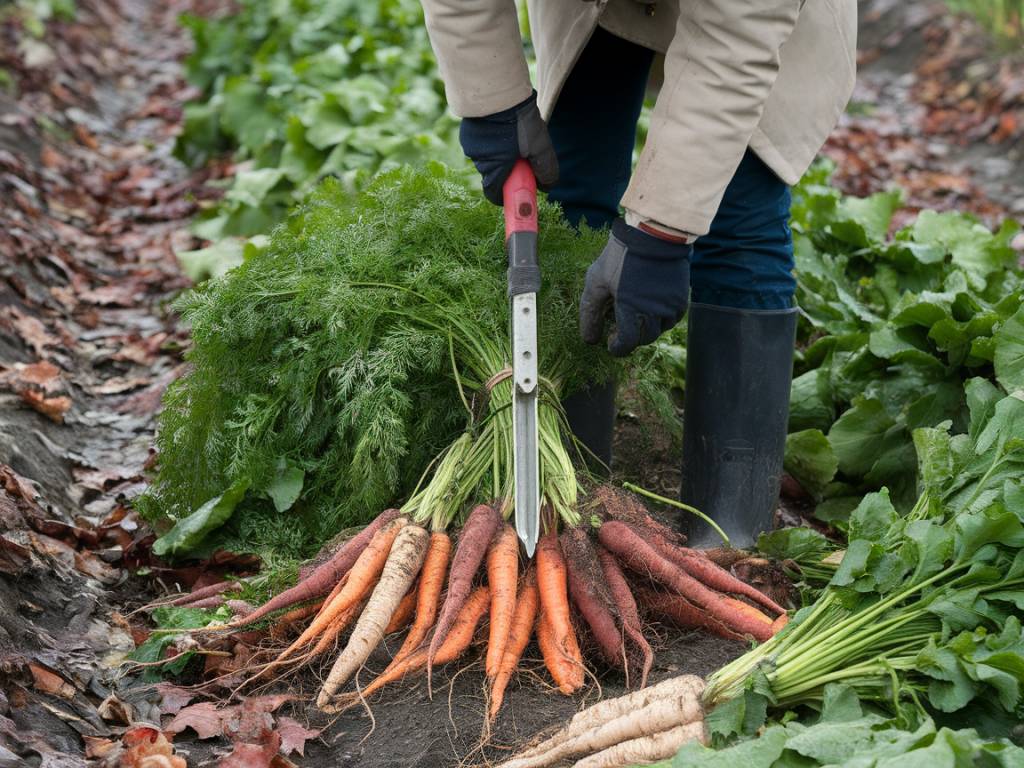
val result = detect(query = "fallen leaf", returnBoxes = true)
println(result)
[166,701,223,739]
[19,389,72,422]
[276,717,320,757]
[155,683,195,716]
[28,664,77,699]
[122,725,186,768]
[83,735,118,759]
[219,733,281,768]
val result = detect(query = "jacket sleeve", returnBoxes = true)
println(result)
[421,0,533,118]
[621,0,802,237]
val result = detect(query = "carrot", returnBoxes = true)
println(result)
[275,516,407,664]
[187,595,226,610]
[384,585,418,634]
[633,585,744,642]
[509,675,704,765]
[310,597,367,656]
[770,612,790,635]
[321,585,491,713]
[498,684,704,768]
[536,610,583,695]
[228,508,401,628]
[428,504,500,678]
[485,524,520,678]
[657,543,785,615]
[388,531,451,665]
[721,596,773,628]
[561,527,623,667]
[535,532,584,692]
[489,567,539,721]
[317,524,430,705]
[599,521,774,642]
[598,547,652,689]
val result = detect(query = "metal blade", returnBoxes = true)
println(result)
[512,291,540,556]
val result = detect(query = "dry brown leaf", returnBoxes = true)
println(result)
[19,389,72,422]
[28,663,77,699]
[275,717,320,758]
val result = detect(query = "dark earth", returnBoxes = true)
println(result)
[1,0,1021,765]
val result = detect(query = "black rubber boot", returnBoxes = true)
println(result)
[680,303,798,548]
[562,379,617,474]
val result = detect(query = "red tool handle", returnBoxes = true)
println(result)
[503,159,538,239]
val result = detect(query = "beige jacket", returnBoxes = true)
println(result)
[421,0,857,237]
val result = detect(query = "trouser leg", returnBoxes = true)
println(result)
[681,150,798,547]
[547,27,654,469]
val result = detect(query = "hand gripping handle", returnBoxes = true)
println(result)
[504,159,539,296]
[503,159,538,238]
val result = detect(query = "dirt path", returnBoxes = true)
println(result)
[0,1,1020,766]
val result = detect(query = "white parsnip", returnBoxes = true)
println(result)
[497,679,704,768]
[316,524,430,706]
[574,720,706,768]
[508,675,704,764]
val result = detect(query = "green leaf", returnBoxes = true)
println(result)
[705,689,768,743]
[847,488,898,542]
[911,210,1015,289]
[975,392,1024,456]
[789,369,835,433]
[153,479,249,557]
[176,238,245,283]
[757,527,832,562]
[993,306,1024,392]
[834,190,902,243]
[671,726,788,768]
[266,460,304,513]
[828,398,896,478]
[785,429,838,498]
[224,167,286,209]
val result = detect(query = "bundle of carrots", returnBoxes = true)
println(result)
[210,486,788,717]
[151,169,790,723]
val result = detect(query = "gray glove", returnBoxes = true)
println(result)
[579,219,692,357]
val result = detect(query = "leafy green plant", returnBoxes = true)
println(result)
[175,0,465,242]
[667,685,1024,767]
[781,163,1022,517]
[706,388,1024,734]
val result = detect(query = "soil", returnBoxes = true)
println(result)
[1,0,1021,766]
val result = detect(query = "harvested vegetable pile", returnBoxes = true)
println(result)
[139,164,789,722]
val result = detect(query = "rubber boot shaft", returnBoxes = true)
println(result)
[562,379,616,474]
[680,303,798,548]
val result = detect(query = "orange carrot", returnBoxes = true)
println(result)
[311,598,367,656]
[388,531,451,666]
[489,568,539,720]
[770,612,790,635]
[229,508,401,628]
[384,585,418,634]
[721,596,773,627]
[269,599,325,641]
[535,532,583,689]
[275,516,406,664]
[328,585,491,708]
[485,524,520,678]
[536,609,583,694]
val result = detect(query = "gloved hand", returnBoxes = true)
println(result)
[579,218,692,357]
[459,90,558,205]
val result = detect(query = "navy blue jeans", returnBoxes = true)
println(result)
[546,27,795,310]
